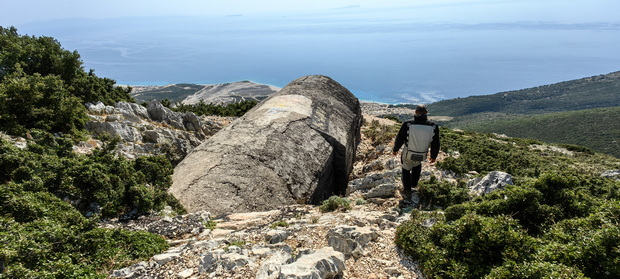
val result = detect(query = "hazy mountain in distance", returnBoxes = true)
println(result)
[130,81,280,105]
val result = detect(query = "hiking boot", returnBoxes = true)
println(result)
[400,190,412,201]
[398,198,413,208]
[398,190,413,209]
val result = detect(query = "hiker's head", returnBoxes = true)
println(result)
[415,105,428,115]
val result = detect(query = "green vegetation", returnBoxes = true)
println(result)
[203,218,218,230]
[0,133,183,277]
[417,176,468,209]
[0,26,133,138]
[226,240,247,250]
[270,220,290,228]
[0,27,182,277]
[448,106,620,158]
[396,128,620,279]
[319,196,351,213]
[171,99,258,117]
[425,71,620,117]
[354,198,367,205]
[363,118,400,146]
[416,71,620,158]
[0,134,184,217]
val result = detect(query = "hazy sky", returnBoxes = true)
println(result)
[2,0,619,26]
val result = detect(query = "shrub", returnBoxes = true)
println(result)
[0,27,132,138]
[486,261,587,279]
[538,201,620,279]
[397,127,620,278]
[172,99,258,117]
[0,183,168,277]
[396,211,536,279]
[444,184,555,236]
[203,218,218,230]
[0,71,89,136]
[418,176,469,209]
[270,220,290,228]
[558,143,594,154]
[445,171,604,236]
[0,136,185,217]
[364,118,399,146]
[319,196,351,213]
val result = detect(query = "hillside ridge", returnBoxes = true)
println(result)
[426,70,620,116]
[130,81,280,105]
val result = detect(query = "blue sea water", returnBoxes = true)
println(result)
[14,13,620,104]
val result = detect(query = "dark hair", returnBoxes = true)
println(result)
[415,105,428,115]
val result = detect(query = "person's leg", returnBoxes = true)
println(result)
[411,163,422,188]
[401,168,412,195]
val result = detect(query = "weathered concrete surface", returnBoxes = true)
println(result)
[169,75,362,215]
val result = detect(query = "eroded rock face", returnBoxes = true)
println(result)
[170,75,363,215]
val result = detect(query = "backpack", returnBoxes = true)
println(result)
[403,123,435,162]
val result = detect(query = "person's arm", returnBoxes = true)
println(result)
[392,123,408,156]
[429,125,440,160]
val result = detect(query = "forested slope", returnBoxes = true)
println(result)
[449,106,620,157]
[425,71,620,116]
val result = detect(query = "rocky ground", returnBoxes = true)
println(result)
[106,107,458,279]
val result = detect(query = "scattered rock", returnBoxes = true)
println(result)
[100,210,211,239]
[216,210,282,230]
[362,183,397,199]
[256,251,293,279]
[278,247,346,279]
[265,230,289,244]
[153,253,180,266]
[601,169,620,180]
[467,171,514,196]
[347,170,399,195]
[327,225,379,258]
[176,269,193,278]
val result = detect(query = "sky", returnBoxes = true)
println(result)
[3,0,619,27]
[2,0,619,103]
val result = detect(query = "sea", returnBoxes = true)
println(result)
[13,12,620,104]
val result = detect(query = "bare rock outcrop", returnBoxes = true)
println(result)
[169,75,363,216]
[467,171,514,196]
[83,101,230,162]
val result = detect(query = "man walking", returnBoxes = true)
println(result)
[392,105,440,205]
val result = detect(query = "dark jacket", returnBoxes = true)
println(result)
[392,115,440,160]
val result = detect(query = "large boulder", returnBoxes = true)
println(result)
[169,75,362,215]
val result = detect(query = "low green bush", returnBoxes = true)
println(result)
[397,127,620,278]
[364,118,399,146]
[319,196,351,213]
[0,27,177,278]
[171,99,258,117]
[270,220,290,228]
[486,261,587,279]
[396,211,536,279]
[1,135,184,217]
[0,183,168,277]
[418,176,468,209]
[538,201,620,279]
